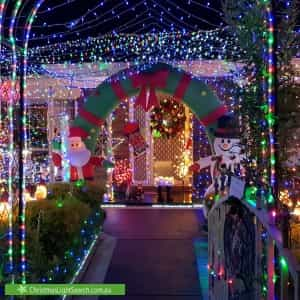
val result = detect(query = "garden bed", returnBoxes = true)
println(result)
[25,182,106,284]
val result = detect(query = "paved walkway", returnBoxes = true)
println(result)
[101,208,207,300]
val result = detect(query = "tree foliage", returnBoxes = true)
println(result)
[222,0,300,187]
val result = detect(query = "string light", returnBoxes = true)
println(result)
[280,256,288,271]
[8,0,23,284]
[112,159,132,186]
[265,1,277,197]
[107,113,114,201]
[60,114,70,182]
[25,29,242,65]
[0,0,10,283]
[15,0,43,284]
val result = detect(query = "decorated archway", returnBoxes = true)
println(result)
[70,62,228,154]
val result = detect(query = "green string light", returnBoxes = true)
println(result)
[280,257,288,271]
[75,179,85,188]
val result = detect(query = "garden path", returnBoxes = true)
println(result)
[101,208,208,300]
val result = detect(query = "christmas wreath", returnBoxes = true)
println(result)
[150,97,186,139]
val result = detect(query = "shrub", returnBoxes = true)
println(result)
[3,180,107,284]
[73,182,105,208]
[47,182,72,200]
[47,182,105,208]
[26,197,92,282]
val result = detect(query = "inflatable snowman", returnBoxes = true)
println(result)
[191,115,246,198]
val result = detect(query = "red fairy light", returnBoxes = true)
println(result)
[112,159,132,185]
[0,80,20,102]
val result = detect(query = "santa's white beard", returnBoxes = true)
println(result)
[68,149,91,167]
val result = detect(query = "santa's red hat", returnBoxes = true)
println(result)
[69,127,89,139]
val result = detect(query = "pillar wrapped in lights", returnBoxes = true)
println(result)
[145,109,154,185]
[47,86,55,182]
[265,0,278,204]
[106,114,114,200]
[128,98,135,183]
[18,0,43,284]
[61,115,70,182]
[7,0,23,283]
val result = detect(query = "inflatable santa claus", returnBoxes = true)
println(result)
[52,129,104,181]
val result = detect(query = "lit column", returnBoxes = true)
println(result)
[145,109,153,185]
[74,99,79,117]
[106,113,114,200]
[8,0,23,282]
[47,86,55,182]
[184,106,193,202]
[61,114,70,182]
[262,0,278,208]
[128,97,135,184]
[186,108,193,186]
[74,87,82,117]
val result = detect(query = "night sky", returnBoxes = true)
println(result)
[5,0,224,46]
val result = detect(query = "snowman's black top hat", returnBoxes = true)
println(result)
[214,114,240,138]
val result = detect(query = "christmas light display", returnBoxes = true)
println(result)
[174,134,193,180]
[128,97,135,186]
[0,0,298,295]
[0,204,8,224]
[28,105,48,148]
[112,159,132,186]
[26,29,242,65]
[0,81,20,103]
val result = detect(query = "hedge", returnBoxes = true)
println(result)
[25,182,105,283]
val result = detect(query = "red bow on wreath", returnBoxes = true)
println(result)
[131,70,169,111]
